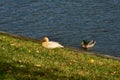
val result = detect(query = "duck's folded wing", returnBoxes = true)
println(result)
[88,40,96,45]
[48,41,63,48]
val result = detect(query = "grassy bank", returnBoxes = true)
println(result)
[0,33,120,80]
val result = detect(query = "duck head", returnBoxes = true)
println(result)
[43,37,49,42]
[81,40,88,45]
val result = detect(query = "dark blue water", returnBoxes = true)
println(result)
[0,0,120,57]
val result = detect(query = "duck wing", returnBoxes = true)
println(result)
[88,40,96,45]
[46,41,63,49]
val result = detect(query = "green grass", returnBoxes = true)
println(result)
[0,34,120,80]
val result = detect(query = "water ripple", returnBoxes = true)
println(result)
[0,0,120,57]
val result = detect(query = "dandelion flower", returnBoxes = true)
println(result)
[90,59,95,63]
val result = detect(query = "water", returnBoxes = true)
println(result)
[0,0,120,57]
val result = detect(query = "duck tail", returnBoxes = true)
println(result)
[60,45,64,48]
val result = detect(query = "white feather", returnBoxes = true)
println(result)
[42,37,64,49]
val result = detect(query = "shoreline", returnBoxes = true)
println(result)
[0,31,120,60]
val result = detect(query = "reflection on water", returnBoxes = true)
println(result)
[0,0,120,57]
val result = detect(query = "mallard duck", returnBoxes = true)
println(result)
[81,40,96,49]
[42,37,64,49]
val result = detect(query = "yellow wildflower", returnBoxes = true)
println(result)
[90,59,95,63]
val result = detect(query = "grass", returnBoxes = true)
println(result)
[0,33,120,80]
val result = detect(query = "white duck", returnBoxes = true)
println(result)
[42,37,64,49]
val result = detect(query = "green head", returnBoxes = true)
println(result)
[82,40,89,44]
